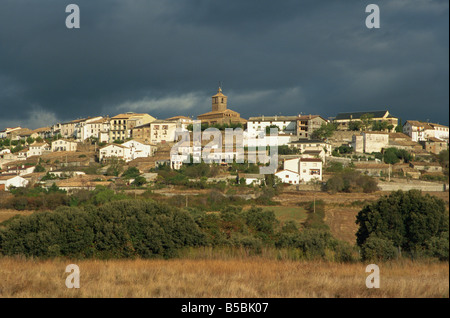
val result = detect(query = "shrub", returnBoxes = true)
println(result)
[356,190,449,260]
[0,200,206,259]
[122,167,140,179]
[324,170,378,193]
[360,236,398,261]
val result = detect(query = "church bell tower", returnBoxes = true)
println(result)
[212,85,227,112]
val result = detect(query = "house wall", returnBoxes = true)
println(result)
[284,158,300,173]
[352,135,364,153]
[275,170,300,184]
[298,160,322,182]
[363,133,389,153]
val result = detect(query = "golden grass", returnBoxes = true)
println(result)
[0,209,34,224]
[0,257,447,298]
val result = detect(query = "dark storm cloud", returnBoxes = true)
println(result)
[0,0,448,129]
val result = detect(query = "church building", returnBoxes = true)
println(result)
[197,87,247,126]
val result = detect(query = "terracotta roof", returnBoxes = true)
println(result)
[30,142,49,147]
[364,131,389,135]
[31,127,51,133]
[0,175,23,180]
[405,121,434,130]
[100,143,130,149]
[275,169,300,175]
[299,158,322,162]
[427,137,446,143]
[429,123,449,129]
[335,110,391,120]
[165,116,192,121]
[52,138,77,144]
[389,132,411,140]
[248,115,299,121]
[198,109,242,117]
[111,113,148,119]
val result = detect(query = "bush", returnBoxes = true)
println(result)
[0,200,206,259]
[122,167,140,179]
[324,170,378,193]
[356,190,449,260]
[361,236,398,261]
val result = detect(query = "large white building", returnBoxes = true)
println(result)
[0,175,29,191]
[52,139,78,152]
[99,144,132,162]
[99,140,154,162]
[403,120,449,143]
[352,132,389,154]
[28,142,51,157]
[247,114,328,139]
[275,157,323,184]
[77,117,110,142]
[122,140,155,160]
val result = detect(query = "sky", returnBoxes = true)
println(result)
[0,0,448,129]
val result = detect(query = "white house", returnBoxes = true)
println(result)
[149,120,179,144]
[430,123,449,142]
[352,132,389,154]
[17,148,29,160]
[99,144,132,162]
[247,115,298,137]
[240,173,265,185]
[28,142,51,157]
[0,175,29,191]
[77,117,109,141]
[276,157,322,184]
[298,158,322,183]
[275,169,300,184]
[289,140,332,156]
[52,139,78,152]
[122,140,155,159]
[402,121,448,143]
[1,165,35,176]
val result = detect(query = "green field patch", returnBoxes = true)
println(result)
[259,206,308,226]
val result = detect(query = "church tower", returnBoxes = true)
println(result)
[212,86,227,112]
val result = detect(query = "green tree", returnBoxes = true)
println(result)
[395,118,403,132]
[348,121,362,131]
[311,123,337,140]
[132,176,147,187]
[360,113,374,131]
[356,190,449,260]
[122,167,141,179]
[26,136,35,145]
[34,165,46,173]
[265,125,279,134]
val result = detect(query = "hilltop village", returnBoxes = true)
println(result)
[0,87,448,194]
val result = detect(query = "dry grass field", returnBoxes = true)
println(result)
[0,257,448,298]
[0,209,34,224]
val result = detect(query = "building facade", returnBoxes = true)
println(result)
[197,87,247,126]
